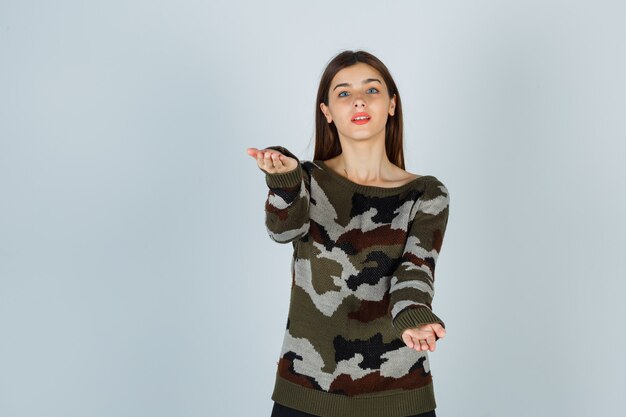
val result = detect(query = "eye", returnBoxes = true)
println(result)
[338,91,349,97]
[367,87,379,94]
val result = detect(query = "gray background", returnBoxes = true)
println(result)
[1,1,624,416]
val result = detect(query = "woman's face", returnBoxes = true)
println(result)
[320,62,396,143]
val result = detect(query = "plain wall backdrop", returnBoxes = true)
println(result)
[1,1,625,416]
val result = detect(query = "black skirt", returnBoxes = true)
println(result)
[271,401,436,417]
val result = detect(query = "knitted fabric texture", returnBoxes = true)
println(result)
[260,146,450,417]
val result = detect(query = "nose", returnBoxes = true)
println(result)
[351,89,367,108]
[353,95,366,109]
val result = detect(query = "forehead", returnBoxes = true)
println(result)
[330,62,385,87]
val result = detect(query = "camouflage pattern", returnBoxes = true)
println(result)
[261,146,450,417]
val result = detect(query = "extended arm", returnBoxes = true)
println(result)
[388,179,450,340]
[261,146,311,244]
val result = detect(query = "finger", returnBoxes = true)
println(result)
[265,152,278,170]
[412,338,421,351]
[401,333,414,348]
[267,152,278,168]
[408,336,420,350]
[412,337,422,351]
[435,326,446,339]
[259,152,276,172]
[257,151,268,169]
[405,329,428,341]
[419,339,429,351]
[271,153,284,168]
[425,336,436,352]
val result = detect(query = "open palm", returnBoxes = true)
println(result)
[246,147,298,174]
[402,323,446,352]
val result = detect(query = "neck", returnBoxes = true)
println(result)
[337,143,392,183]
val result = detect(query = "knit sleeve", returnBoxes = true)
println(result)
[388,178,450,340]
[260,145,310,244]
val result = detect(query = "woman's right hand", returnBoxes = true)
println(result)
[246,147,298,174]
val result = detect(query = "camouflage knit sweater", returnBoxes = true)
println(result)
[260,146,450,417]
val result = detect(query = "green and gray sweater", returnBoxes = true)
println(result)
[260,146,450,417]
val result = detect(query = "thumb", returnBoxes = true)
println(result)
[435,325,447,339]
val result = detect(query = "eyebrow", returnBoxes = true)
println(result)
[332,78,382,91]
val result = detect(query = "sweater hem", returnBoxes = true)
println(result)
[392,307,446,340]
[271,375,437,417]
[263,165,303,188]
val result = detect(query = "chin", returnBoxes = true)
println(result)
[349,128,385,140]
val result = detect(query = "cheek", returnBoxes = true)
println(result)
[328,104,349,118]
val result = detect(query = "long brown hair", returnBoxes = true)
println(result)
[313,50,406,169]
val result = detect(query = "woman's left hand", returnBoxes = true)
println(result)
[401,323,446,352]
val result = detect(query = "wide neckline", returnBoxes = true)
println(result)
[314,160,432,195]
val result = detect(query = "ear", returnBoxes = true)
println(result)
[320,102,332,123]
[389,94,397,116]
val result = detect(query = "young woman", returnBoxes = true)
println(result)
[246,50,450,417]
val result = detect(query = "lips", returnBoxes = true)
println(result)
[351,112,371,124]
